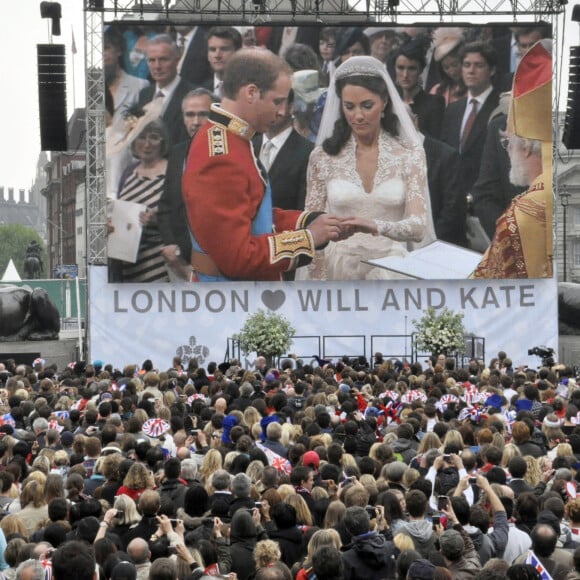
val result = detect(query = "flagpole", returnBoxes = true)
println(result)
[71,27,77,112]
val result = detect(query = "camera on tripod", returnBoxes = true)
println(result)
[528,346,555,367]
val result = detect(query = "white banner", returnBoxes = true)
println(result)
[88,266,558,370]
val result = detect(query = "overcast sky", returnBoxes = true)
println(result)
[0,2,577,194]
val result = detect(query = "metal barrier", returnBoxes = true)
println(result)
[225,334,485,369]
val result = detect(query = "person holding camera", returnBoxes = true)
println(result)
[341,505,397,580]
[453,474,509,562]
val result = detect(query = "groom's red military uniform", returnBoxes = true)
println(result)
[182,105,319,282]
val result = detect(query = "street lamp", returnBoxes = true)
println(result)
[561,189,571,281]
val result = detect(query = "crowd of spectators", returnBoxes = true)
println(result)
[0,351,578,580]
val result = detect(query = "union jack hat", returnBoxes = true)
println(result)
[142,418,170,438]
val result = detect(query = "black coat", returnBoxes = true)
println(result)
[440,89,500,197]
[254,130,314,211]
[178,27,212,87]
[423,134,466,246]
[157,139,193,261]
[158,478,188,517]
[342,532,397,580]
[410,89,445,139]
[471,113,526,239]
[267,525,307,568]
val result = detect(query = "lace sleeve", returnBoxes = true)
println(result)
[304,147,328,212]
[297,148,329,280]
[374,143,431,243]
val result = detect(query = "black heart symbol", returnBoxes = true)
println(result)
[261,290,286,311]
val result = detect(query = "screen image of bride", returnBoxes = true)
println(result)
[297,55,436,281]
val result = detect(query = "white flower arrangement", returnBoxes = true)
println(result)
[413,307,466,355]
[234,309,295,357]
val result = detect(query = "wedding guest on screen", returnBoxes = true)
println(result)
[116,116,170,283]
[394,39,445,139]
[428,28,467,106]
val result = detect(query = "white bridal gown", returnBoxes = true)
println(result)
[298,131,434,281]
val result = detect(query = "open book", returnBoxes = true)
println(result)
[364,240,482,280]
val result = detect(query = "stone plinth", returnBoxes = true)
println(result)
[0,337,79,369]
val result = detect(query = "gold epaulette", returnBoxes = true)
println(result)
[208,126,228,157]
[209,104,255,140]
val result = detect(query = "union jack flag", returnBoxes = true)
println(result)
[0,414,15,427]
[255,442,292,474]
[503,409,517,433]
[525,550,554,580]
[380,390,399,401]
[52,411,70,420]
[48,420,64,433]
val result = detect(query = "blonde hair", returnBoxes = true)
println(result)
[382,432,397,445]
[556,443,574,458]
[277,484,295,501]
[491,432,505,451]
[523,456,542,487]
[243,407,261,431]
[224,451,240,472]
[418,432,441,454]
[342,453,357,469]
[254,540,281,568]
[306,528,342,561]
[1,515,29,540]
[32,455,51,475]
[175,547,204,580]
[394,532,415,552]
[311,486,329,501]
[285,493,313,526]
[280,423,294,448]
[53,450,70,467]
[20,480,46,509]
[501,443,521,468]
[442,430,464,450]
[319,433,332,447]
[123,462,154,490]
[25,471,47,492]
[113,494,141,525]
[200,449,223,485]
[402,468,420,488]
[158,406,171,422]
[246,460,264,484]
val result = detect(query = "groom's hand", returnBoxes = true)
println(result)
[308,214,345,247]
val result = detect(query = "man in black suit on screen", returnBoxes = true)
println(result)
[440,41,500,199]
[137,34,193,147]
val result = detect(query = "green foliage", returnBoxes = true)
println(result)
[234,309,296,357]
[0,225,46,280]
[413,307,466,355]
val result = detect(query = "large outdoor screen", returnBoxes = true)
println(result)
[90,21,557,370]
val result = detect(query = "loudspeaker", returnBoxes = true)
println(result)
[563,45,580,150]
[37,43,67,151]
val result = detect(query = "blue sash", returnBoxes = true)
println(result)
[190,181,274,282]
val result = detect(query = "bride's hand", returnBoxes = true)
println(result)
[340,217,378,235]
